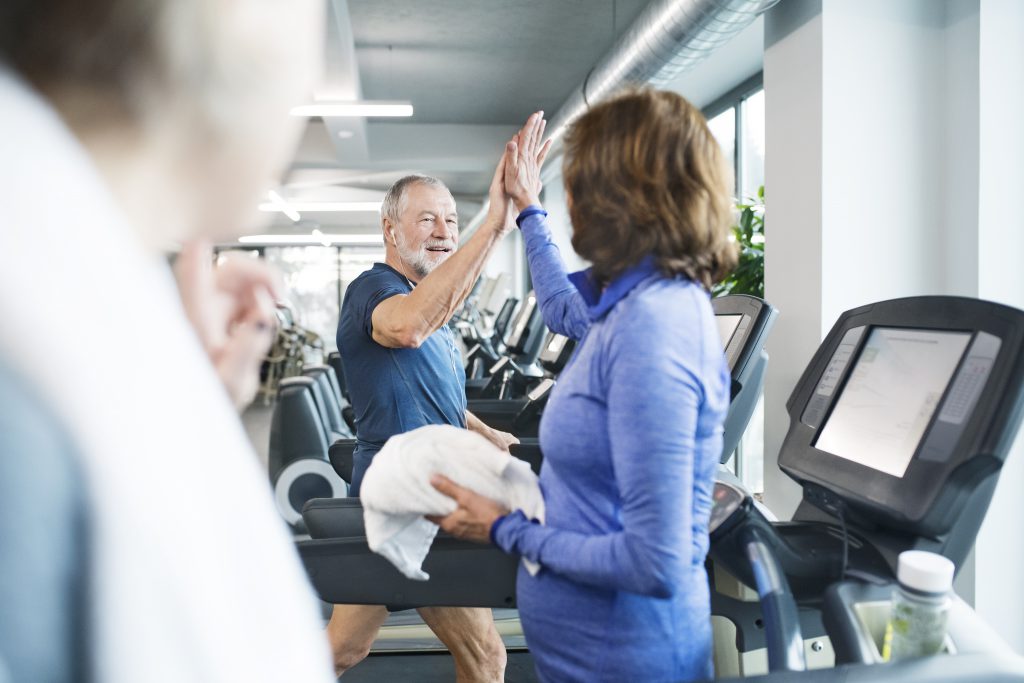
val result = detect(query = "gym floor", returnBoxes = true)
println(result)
[339,651,539,681]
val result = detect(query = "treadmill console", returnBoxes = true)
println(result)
[527,378,555,403]
[481,273,511,315]
[712,294,777,377]
[487,356,515,376]
[780,296,1024,537]
[709,480,749,535]
[492,297,520,340]
[538,332,576,374]
[712,295,779,461]
[501,290,536,350]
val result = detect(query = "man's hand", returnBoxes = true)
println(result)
[484,147,516,237]
[426,474,510,544]
[482,427,520,452]
[505,111,552,213]
[174,240,281,410]
[466,411,520,452]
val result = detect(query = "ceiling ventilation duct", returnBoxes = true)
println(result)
[545,0,778,148]
[465,0,777,234]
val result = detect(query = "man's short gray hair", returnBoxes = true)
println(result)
[380,174,452,228]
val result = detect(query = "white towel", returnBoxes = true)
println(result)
[360,425,544,580]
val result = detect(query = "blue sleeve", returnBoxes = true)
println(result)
[519,210,591,340]
[351,273,407,339]
[493,297,706,597]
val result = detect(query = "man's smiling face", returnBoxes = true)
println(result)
[392,182,459,280]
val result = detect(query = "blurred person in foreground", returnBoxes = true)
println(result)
[429,90,738,682]
[0,1,336,681]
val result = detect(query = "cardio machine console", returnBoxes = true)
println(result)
[779,296,1024,538]
[712,294,777,378]
[709,480,749,536]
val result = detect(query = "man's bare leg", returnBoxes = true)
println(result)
[325,604,389,676]
[418,607,506,683]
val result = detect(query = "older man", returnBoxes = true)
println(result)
[327,133,546,680]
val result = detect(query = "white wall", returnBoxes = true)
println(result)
[764,0,1024,652]
[972,0,1024,653]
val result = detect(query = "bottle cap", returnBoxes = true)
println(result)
[897,550,955,594]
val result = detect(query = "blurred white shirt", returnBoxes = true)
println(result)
[0,68,334,683]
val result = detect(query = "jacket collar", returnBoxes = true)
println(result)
[567,254,659,320]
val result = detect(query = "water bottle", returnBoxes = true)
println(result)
[882,550,954,661]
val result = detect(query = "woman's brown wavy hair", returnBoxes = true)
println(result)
[564,87,737,290]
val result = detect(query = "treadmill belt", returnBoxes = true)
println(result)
[338,650,538,682]
[370,608,526,652]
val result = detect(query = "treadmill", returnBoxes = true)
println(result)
[466,331,576,438]
[301,295,1024,681]
[469,293,776,447]
[708,295,1024,679]
[299,294,779,655]
[465,292,546,397]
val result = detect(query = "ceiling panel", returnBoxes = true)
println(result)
[348,0,650,124]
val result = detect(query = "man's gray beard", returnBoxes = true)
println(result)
[397,244,437,280]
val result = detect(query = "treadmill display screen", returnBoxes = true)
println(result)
[540,334,567,362]
[814,328,970,477]
[506,296,536,348]
[716,314,743,350]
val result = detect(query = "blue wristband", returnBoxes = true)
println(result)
[515,206,548,228]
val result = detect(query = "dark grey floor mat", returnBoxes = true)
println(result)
[337,651,538,682]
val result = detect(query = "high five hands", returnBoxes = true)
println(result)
[505,111,552,212]
[486,111,552,235]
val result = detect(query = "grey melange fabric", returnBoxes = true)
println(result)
[0,360,90,683]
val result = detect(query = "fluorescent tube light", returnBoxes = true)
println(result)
[290,101,413,118]
[238,234,384,245]
[258,201,382,213]
[267,190,300,222]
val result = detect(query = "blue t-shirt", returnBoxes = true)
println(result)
[336,262,467,495]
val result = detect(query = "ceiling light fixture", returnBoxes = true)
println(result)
[267,190,300,222]
[238,233,384,245]
[290,100,414,118]
[258,201,382,213]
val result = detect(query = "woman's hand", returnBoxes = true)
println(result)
[426,474,510,544]
[505,111,553,213]
[174,240,281,410]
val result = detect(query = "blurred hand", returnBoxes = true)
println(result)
[482,427,520,452]
[426,474,511,544]
[505,111,552,213]
[174,240,281,410]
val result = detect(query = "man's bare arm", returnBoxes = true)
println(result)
[371,151,512,349]
[373,113,550,349]
[466,410,520,452]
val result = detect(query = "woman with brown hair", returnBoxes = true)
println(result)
[430,90,738,681]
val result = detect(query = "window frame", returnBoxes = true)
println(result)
[703,71,764,198]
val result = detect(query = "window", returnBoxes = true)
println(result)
[217,245,385,353]
[704,73,764,200]
[704,73,766,494]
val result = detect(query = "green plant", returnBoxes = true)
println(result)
[713,185,765,298]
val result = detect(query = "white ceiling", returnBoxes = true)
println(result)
[265,0,651,235]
